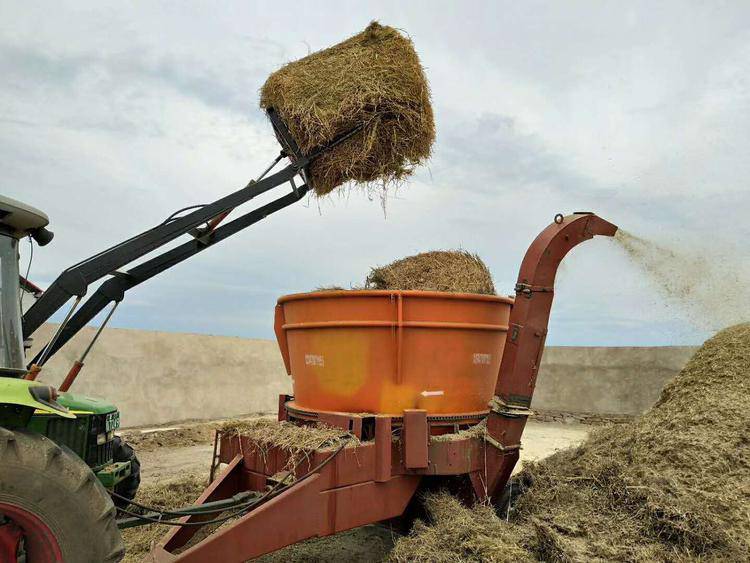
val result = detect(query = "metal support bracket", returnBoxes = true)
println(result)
[483,433,521,453]
[514,282,554,297]
[489,396,534,418]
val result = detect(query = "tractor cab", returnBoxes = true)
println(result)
[0,196,52,377]
[0,195,137,508]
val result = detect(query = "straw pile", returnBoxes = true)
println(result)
[260,21,434,195]
[121,475,206,563]
[366,251,496,294]
[256,526,395,563]
[391,492,531,563]
[220,418,359,469]
[429,420,487,443]
[392,323,750,561]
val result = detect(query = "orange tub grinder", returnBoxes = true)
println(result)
[152,212,617,562]
[275,290,513,416]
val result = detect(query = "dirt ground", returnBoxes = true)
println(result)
[122,418,589,561]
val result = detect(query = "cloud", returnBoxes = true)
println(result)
[4,1,749,347]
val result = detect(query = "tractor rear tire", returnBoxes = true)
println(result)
[0,427,125,562]
[112,436,141,509]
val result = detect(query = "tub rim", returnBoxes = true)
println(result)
[277,289,514,305]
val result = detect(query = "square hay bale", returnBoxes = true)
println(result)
[260,21,435,195]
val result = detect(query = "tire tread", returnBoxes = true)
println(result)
[0,428,125,562]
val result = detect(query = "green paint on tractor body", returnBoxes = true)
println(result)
[25,391,130,487]
[0,377,130,491]
[56,392,118,415]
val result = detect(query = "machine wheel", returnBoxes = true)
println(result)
[112,436,141,509]
[0,427,125,562]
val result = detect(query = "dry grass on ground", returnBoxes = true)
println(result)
[119,425,217,452]
[392,323,750,562]
[121,475,207,563]
[255,526,396,563]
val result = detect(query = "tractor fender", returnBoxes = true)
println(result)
[0,378,75,418]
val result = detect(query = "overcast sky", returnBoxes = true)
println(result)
[3,1,748,346]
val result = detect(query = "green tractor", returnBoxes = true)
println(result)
[0,196,128,561]
[19,276,139,507]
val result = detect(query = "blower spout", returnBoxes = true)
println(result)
[512,212,618,291]
[481,211,618,501]
[573,211,618,238]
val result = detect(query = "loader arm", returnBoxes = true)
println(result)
[480,211,618,501]
[22,109,360,367]
[28,189,305,365]
[22,162,301,343]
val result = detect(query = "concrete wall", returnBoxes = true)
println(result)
[28,325,697,427]
[533,346,696,415]
[29,325,292,428]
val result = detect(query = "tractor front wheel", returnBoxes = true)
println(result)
[0,427,125,562]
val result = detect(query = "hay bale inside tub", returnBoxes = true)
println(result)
[260,21,435,195]
[366,250,496,295]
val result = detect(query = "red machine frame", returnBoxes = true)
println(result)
[150,212,617,562]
